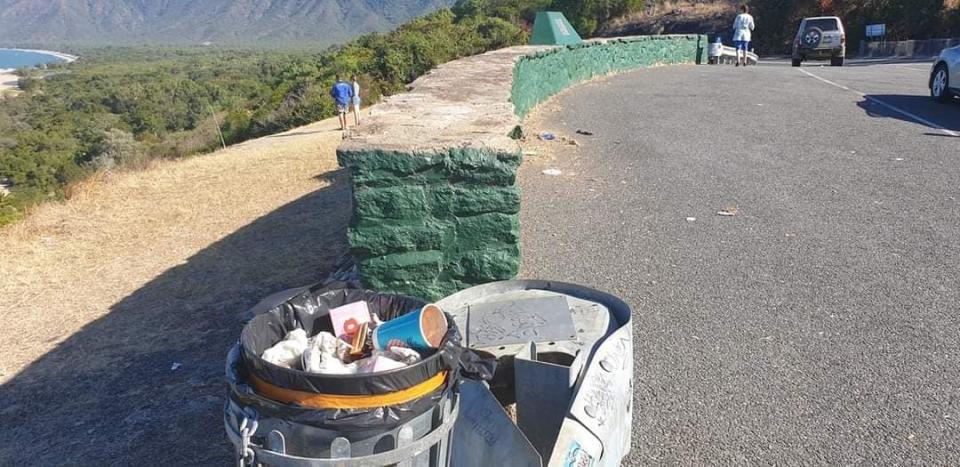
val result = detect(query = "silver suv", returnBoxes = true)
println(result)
[792,16,846,67]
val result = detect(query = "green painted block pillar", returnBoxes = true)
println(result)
[337,147,522,301]
[530,11,583,46]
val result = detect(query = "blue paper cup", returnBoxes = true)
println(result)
[373,303,448,352]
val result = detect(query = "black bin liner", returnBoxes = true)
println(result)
[241,287,460,395]
[228,283,494,438]
[227,343,451,435]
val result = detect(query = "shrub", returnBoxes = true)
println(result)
[84,129,147,171]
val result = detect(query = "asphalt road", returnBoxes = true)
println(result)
[518,60,960,464]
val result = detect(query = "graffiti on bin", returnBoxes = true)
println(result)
[464,399,501,446]
[468,296,576,348]
[571,327,633,458]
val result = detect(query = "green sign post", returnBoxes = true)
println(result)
[529,11,583,46]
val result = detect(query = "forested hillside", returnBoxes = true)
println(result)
[0,9,524,225]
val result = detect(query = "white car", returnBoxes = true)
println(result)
[930,45,960,102]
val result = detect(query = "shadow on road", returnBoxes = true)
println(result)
[0,170,352,465]
[857,94,960,133]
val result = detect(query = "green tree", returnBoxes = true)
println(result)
[84,129,146,171]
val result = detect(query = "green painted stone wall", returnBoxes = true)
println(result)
[512,35,704,117]
[338,147,521,301]
[341,35,703,300]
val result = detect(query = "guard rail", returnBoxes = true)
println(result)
[707,42,759,65]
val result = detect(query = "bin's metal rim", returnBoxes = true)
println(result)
[436,279,631,327]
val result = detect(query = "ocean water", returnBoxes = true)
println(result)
[0,49,68,70]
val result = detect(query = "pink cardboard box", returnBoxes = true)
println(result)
[328,301,372,341]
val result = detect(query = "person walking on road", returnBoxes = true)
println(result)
[330,74,354,133]
[351,75,362,126]
[732,4,755,67]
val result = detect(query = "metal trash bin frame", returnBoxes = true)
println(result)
[225,394,459,467]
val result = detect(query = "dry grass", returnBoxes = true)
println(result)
[0,115,348,382]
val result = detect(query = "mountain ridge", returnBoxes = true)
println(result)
[0,0,457,47]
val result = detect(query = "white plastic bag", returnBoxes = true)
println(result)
[261,329,309,369]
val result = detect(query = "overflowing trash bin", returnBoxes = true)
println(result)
[225,286,488,466]
[225,280,633,467]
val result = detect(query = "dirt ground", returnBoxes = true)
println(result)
[0,116,353,464]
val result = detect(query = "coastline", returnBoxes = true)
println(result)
[0,48,79,63]
[0,49,77,94]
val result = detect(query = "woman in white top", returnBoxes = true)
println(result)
[351,75,362,125]
[732,4,755,67]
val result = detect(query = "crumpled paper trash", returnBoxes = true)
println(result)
[261,326,424,375]
[303,332,358,374]
[261,329,309,368]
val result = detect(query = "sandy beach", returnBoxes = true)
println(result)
[0,69,19,94]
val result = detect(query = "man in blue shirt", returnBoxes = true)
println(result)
[330,74,354,132]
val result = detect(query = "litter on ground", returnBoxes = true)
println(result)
[542,168,562,176]
[717,207,738,217]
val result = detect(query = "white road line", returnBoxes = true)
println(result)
[798,68,960,137]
